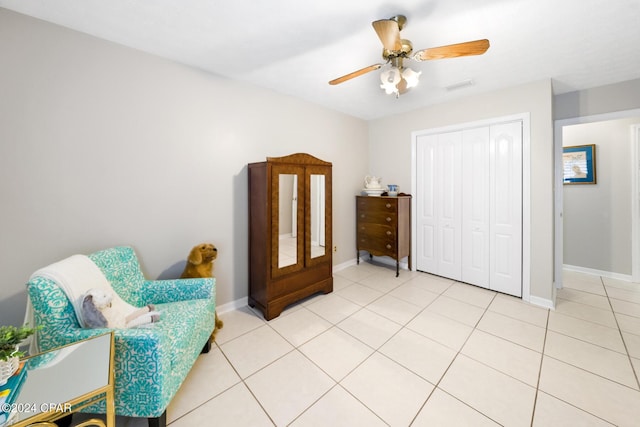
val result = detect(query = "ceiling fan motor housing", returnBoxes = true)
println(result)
[382,38,413,61]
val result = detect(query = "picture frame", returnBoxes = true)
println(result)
[563,144,596,185]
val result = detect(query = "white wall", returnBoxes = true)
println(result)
[0,9,369,325]
[563,118,640,274]
[368,80,555,303]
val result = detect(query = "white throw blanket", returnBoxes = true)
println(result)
[24,254,140,352]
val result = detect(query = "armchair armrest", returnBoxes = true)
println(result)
[36,322,162,352]
[138,277,214,305]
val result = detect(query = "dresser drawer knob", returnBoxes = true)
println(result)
[386,244,392,249]
[360,214,365,218]
[386,231,392,236]
[386,217,391,222]
[386,203,391,208]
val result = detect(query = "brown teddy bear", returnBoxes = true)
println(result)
[181,243,224,340]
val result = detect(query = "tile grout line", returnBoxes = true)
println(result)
[287,268,424,426]
[212,267,640,426]
[529,307,551,427]
[216,339,278,426]
[600,276,640,391]
[408,291,503,426]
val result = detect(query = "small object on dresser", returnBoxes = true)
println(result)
[363,175,385,196]
[362,188,385,196]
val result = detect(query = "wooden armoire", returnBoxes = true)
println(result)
[248,153,333,320]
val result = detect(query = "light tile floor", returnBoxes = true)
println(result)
[80,264,640,426]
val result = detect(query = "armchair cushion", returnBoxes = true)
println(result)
[26,246,216,420]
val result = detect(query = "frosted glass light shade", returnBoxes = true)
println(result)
[379,66,421,95]
[402,67,421,88]
[380,68,401,94]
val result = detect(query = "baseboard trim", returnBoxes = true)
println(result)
[527,295,555,310]
[217,297,248,315]
[563,264,632,282]
[219,258,554,314]
[333,258,358,273]
[217,259,361,315]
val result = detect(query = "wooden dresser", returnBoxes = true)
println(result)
[356,195,411,276]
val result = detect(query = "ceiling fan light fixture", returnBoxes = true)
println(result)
[402,67,421,89]
[381,80,399,95]
[380,68,401,85]
[380,68,402,95]
[379,66,421,96]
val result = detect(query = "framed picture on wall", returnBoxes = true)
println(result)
[563,144,597,184]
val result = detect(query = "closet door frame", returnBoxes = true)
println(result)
[411,113,531,303]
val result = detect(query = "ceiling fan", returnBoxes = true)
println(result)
[329,15,490,97]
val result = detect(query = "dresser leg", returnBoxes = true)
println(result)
[396,261,399,277]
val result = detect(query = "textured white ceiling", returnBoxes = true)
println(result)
[1,0,639,120]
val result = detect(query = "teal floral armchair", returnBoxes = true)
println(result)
[26,246,216,427]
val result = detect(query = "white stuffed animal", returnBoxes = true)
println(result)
[81,288,160,329]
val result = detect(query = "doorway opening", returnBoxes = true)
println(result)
[554,109,640,288]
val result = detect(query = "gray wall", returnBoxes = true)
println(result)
[0,9,369,326]
[554,78,640,120]
[563,118,640,274]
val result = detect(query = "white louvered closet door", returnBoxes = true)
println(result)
[489,121,522,296]
[436,132,462,280]
[416,121,523,297]
[416,134,438,273]
[416,132,462,280]
[461,127,491,288]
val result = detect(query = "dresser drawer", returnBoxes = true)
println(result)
[357,197,398,212]
[357,208,397,225]
[357,224,397,256]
